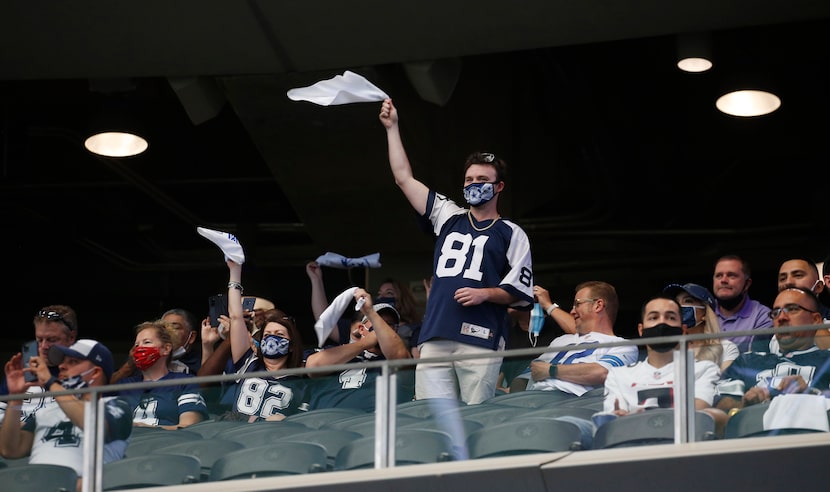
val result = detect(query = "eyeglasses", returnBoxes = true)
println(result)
[768,303,818,319]
[572,298,599,310]
[37,310,74,332]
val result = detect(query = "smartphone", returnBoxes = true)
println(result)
[208,294,229,327]
[209,295,256,326]
[21,340,39,383]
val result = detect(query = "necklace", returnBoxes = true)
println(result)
[467,211,501,232]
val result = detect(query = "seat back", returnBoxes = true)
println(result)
[396,398,466,418]
[445,404,522,428]
[0,463,78,492]
[516,405,597,422]
[162,438,245,481]
[466,417,583,458]
[484,390,577,408]
[184,419,249,438]
[208,442,328,481]
[334,429,456,470]
[125,430,203,457]
[321,412,421,436]
[213,420,312,446]
[102,454,201,490]
[283,407,367,429]
[593,409,715,449]
[282,429,363,469]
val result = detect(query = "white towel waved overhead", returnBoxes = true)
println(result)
[197,227,245,264]
[315,251,381,269]
[314,287,359,347]
[287,71,389,106]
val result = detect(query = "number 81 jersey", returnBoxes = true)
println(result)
[420,191,534,350]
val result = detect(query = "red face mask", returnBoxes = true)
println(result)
[132,346,162,371]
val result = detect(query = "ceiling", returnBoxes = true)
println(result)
[2,1,829,344]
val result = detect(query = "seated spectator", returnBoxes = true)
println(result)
[716,286,830,416]
[518,281,639,396]
[769,257,830,352]
[663,283,739,371]
[711,254,772,353]
[220,259,311,421]
[116,320,209,429]
[0,339,132,491]
[603,295,726,436]
[305,289,413,411]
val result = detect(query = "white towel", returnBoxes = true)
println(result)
[763,393,830,432]
[197,227,245,264]
[314,287,359,347]
[287,71,389,106]
[315,251,381,269]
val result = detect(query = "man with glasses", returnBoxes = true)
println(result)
[516,281,638,397]
[379,99,533,404]
[0,305,78,423]
[715,287,830,413]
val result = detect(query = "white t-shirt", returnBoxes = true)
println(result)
[525,331,639,396]
[603,358,720,413]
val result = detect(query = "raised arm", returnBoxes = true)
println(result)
[227,260,249,364]
[306,261,330,326]
[356,289,410,361]
[379,99,429,215]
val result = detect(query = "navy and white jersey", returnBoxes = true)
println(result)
[0,366,60,425]
[420,191,534,350]
[225,357,311,421]
[717,345,830,397]
[22,396,132,476]
[305,352,415,412]
[603,359,720,413]
[118,372,209,426]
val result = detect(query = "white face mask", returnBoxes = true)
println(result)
[810,279,822,293]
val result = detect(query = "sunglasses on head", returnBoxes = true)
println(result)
[37,310,74,332]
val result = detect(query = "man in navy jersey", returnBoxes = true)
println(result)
[379,99,534,404]
[716,287,830,413]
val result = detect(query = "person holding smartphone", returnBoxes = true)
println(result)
[0,305,79,424]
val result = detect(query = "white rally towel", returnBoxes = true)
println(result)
[315,251,381,269]
[314,286,359,347]
[197,227,245,264]
[287,71,389,106]
[763,393,830,432]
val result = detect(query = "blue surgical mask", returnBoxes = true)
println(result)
[680,305,705,328]
[260,334,290,359]
[463,182,496,206]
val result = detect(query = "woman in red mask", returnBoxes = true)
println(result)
[116,321,209,430]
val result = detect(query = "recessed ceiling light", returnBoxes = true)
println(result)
[715,90,781,117]
[84,131,148,157]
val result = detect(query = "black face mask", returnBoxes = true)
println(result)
[640,323,683,353]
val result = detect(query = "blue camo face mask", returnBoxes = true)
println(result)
[463,182,496,206]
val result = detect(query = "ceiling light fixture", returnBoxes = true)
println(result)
[715,89,781,117]
[84,78,149,157]
[84,131,148,157]
[676,32,713,73]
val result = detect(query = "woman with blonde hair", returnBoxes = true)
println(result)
[664,283,739,372]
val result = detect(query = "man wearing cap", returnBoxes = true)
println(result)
[0,305,79,424]
[664,283,740,372]
[0,339,132,486]
[305,288,412,411]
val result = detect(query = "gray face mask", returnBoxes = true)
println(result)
[463,182,496,206]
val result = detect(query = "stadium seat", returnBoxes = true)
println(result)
[0,463,78,492]
[213,420,312,446]
[162,438,245,481]
[209,442,328,480]
[396,398,466,418]
[320,412,421,436]
[444,404,522,427]
[102,454,201,490]
[484,390,577,408]
[125,430,203,457]
[281,429,364,469]
[592,409,715,449]
[466,417,583,458]
[183,419,249,438]
[282,407,366,429]
[334,429,456,470]
[516,405,598,422]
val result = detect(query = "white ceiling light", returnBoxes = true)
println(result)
[84,131,148,157]
[715,89,781,117]
[676,32,713,73]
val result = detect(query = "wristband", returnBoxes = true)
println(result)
[44,376,60,390]
[548,363,558,379]
[546,304,559,316]
[228,281,244,294]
